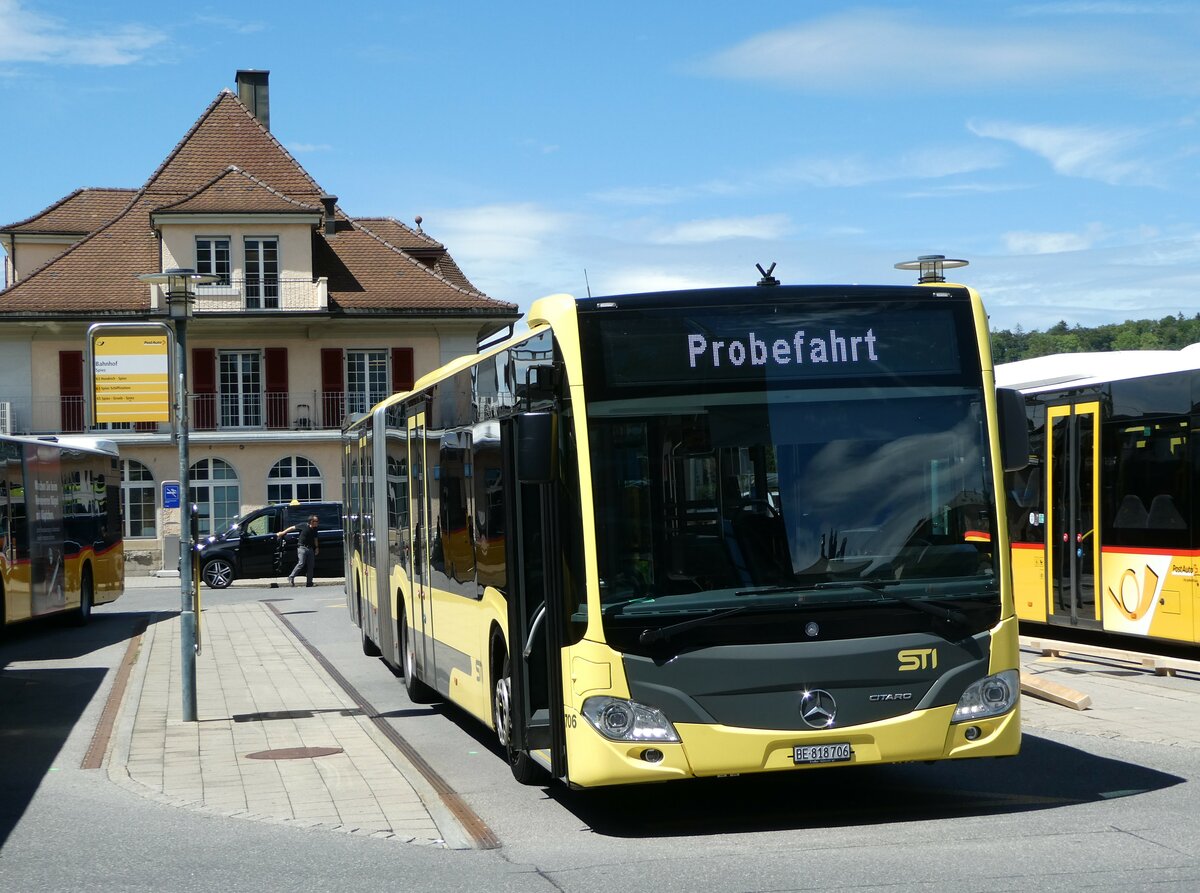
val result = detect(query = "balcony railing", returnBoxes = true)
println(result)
[147,277,329,312]
[7,391,362,436]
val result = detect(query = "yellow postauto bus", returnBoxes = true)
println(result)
[344,283,1029,787]
[997,345,1200,647]
[1,435,124,632]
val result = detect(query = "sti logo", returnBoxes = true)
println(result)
[898,648,938,671]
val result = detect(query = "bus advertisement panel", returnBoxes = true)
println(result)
[0,435,124,631]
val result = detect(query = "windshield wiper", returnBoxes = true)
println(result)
[638,606,748,647]
[739,579,972,627]
[858,581,971,627]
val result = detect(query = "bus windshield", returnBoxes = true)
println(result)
[587,386,999,646]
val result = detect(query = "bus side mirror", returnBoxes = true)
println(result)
[516,411,558,484]
[997,388,1030,473]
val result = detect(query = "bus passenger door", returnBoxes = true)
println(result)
[1046,402,1101,627]
[407,412,436,689]
[503,418,568,779]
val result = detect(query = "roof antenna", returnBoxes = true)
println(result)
[894,254,968,284]
[756,262,779,286]
[584,268,592,298]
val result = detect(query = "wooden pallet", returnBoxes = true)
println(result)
[1019,671,1092,710]
[1021,635,1200,679]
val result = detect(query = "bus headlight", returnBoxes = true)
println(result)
[952,669,1019,722]
[581,696,680,743]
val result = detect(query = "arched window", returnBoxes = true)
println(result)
[267,456,323,504]
[189,458,240,536]
[121,459,156,538]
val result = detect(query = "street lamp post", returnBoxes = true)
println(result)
[138,267,214,722]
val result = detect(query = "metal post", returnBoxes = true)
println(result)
[176,312,197,722]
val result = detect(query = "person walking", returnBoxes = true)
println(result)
[278,514,320,587]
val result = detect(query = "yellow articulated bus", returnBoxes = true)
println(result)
[344,282,1029,787]
[997,345,1200,648]
[1,435,124,633]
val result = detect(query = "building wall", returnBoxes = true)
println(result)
[7,238,76,281]
[0,336,33,432]
[161,222,316,280]
[125,438,344,575]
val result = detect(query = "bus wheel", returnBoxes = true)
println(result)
[73,568,94,626]
[359,595,382,657]
[493,653,547,786]
[202,558,234,590]
[399,603,438,703]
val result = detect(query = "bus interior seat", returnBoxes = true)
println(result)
[1113,494,1149,529]
[1147,494,1186,530]
[729,512,789,586]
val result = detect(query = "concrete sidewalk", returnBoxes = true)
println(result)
[106,601,467,846]
[1019,644,1200,749]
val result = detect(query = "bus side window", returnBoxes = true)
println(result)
[472,428,505,590]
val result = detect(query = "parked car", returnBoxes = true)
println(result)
[197,501,344,589]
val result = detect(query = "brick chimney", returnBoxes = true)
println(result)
[235,69,270,131]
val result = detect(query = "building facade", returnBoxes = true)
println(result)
[0,71,518,574]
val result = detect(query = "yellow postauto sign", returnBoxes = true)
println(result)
[94,334,171,423]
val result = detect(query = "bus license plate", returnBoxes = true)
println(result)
[793,743,852,764]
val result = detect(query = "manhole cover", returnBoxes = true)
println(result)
[244,746,344,760]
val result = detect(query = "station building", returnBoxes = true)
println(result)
[0,70,518,573]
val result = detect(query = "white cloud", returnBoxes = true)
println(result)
[192,15,267,36]
[0,0,166,65]
[430,203,576,265]
[699,9,1195,93]
[590,180,742,206]
[1002,225,1104,254]
[901,182,1031,199]
[773,145,1005,189]
[593,145,1003,213]
[600,269,732,296]
[650,214,790,245]
[968,119,1158,185]
[289,143,333,154]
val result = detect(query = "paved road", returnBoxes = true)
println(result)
[2,578,1199,892]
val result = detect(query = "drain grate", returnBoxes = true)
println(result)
[244,746,344,761]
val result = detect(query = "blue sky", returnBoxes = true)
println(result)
[3,0,1199,331]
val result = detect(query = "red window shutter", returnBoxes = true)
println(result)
[192,348,217,430]
[265,347,288,429]
[320,348,344,428]
[391,347,414,393]
[59,350,84,432]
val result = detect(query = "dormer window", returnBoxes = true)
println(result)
[196,237,231,285]
[245,236,279,309]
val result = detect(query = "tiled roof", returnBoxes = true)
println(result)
[353,217,444,251]
[319,222,516,313]
[0,195,159,314]
[352,217,483,293]
[142,91,326,201]
[1,188,137,235]
[153,167,322,215]
[0,84,516,320]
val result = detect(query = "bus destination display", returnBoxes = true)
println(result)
[593,305,966,389]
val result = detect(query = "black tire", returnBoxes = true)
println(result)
[359,594,381,657]
[202,558,234,590]
[73,568,94,626]
[493,651,547,786]
[400,602,438,703]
